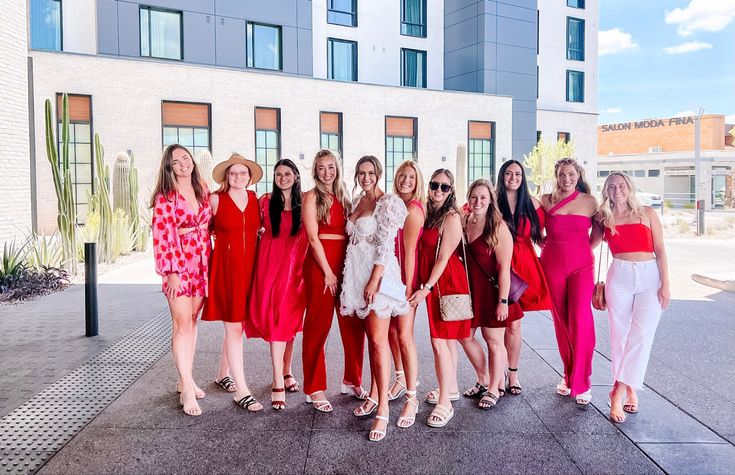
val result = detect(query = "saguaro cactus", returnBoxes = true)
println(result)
[44,94,77,274]
[196,150,215,189]
[94,134,113,262]
[112,152,131,213]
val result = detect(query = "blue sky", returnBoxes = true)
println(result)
[597,0,735,125]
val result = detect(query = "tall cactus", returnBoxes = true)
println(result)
[196,149,215,190]
[129,152,140,227]
[44,94,77,274]
[112,152,131,213]
[94,134,113,263]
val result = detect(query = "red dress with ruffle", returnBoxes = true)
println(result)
[202,190,260,323]
[396,199,424,291]
[245,195,309,341]
[512,208,552,311]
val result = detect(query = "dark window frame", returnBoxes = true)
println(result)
[55,93,94,224]
[566,16,585,61]
[160,100,212,157]
[557,132,571,144]
[327,37,358,81]
[400,48,427,88]
[139,5,184,61]
[567,0,585,9]
[384,115,418,190]
[319,111,344,160]
[566,70,584,103]
[648,169,661,177]
[254,107,282,195]
[467,121,496,184]
[327,0,358,27]
[401,0,427,38]
[246,21,283,71]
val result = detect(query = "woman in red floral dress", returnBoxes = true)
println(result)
[151,144,212,417]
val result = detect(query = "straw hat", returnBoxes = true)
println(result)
[212,153,263,185]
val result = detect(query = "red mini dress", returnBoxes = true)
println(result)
[512,208,552,311]
[202,190,260,323]
[245,194,309,341]
[418,225,471,340]
[395,199,424,291]
[466,236,523,328]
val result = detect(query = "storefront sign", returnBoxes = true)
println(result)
[601,116,694,133]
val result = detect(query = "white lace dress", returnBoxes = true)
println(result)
[340,193,409,319]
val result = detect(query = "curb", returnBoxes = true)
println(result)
[691,274,735,293]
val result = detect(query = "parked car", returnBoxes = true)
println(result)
[637,189,663,208]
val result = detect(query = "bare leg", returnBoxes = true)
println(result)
[395,308,419,424]
[609,380,626,422]
[224,321,262,411]
[459,328,490,393]
[170,296,202,416]
[429,338,456,415]
[388,319,405,398]
[479,327,506,408]
[505,320,522,394]
[270,341,287,407]
[364,313,391,441]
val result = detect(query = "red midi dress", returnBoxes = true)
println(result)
[512,208,552,311]
[418,226,471,340]
[202,190,260,323]
[245,195,309,341]
[466,237,523,328]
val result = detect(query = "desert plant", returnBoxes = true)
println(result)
[0,240,29,280]
[195,150,215,190]
[523,136,575,195]
[112,152,131,213]
[27,232,66,269]
[76,210,101,263]
[0,266,70,303]
[93,134,113,263]
[110,209,138,261]
[676,218,690,234]
[44,94,77,274]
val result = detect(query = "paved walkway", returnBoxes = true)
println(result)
[0,238,733,474]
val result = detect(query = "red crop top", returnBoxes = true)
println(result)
[318,195,347,235]
[604,223,654,254]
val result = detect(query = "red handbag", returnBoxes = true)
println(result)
[593,242,609,311]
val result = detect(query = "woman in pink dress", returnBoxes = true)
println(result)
[540,158,601,407]
[246,159,309,410]
[150,144,212,417]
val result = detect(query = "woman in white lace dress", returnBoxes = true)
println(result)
[341,155,408,442]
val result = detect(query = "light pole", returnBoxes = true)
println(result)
[694,108,704,235]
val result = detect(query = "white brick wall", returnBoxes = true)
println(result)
[29,52,513,232]
[0,0,32,244]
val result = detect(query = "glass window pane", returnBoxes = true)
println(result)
[329,135,339,150]
[163,126,178,145]
[246,23,254,67]
[404,138,413,153]
[266,148,278,165]
[30,0,61,51]
[75,163,92,183]
[75,123,91,143]
[75,144,91,164]
[178,128,194,147]
[251,24,281,70]
[394,138,403,153]
[320,133,329,149]
[194,128,209,147]
[266,131,278,148]
[256,148,266,163]
[140,8,150,56]
[329,39,356,81]
[149,9,182,60]
[256,129,265,146]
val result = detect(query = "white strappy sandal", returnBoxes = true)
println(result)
[369,415,389,442]
[397,390,419,428]
[353,396,379,417]
[388,371,407,401]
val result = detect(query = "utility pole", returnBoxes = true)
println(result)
[694,108,704,235]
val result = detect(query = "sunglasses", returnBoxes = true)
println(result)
[429,181,452,193]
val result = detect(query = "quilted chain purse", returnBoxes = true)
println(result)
[435,218,473,322]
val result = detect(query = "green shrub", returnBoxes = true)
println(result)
[0,240,29,280]
[27,232,66,269]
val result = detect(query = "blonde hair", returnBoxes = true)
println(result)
[551,158,591,203]
[467,179,504,249]
[597,172,645,235]
[216,163,250,193]
[311,149,350,224]
[353,155,383,196]
[392,160,426,206]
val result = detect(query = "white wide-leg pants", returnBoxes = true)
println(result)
[605,259,662,389]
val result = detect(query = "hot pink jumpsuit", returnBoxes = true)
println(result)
[540,191,595,397]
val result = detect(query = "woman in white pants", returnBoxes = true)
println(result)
[596,172,670,423]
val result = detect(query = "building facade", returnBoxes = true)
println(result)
[4,0,598,236]
[597,115,735,209]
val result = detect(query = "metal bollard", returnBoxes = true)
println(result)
[85,242,99,337]
[696,199,705,236]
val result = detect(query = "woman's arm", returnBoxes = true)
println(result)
[402,204,425,297]
[303,190,338,295]
[209,192,220,216]
[494,222,513,321]
[152,194,183,299]
[408,213,462,306]
[647,207,670,309]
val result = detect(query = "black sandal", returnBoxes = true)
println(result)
[215,376,237,393]
[507,367,522,396]
[463,382,488,399]
[235,394,263,412]
[478,392,499,410]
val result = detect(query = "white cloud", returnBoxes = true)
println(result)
[599,28,639,56]
[664,41,713,54]
[726,114,735,124]
[665,0,735,36]
[674,110,696,117]
[602,108,623,114]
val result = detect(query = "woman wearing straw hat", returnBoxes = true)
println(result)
[202,153,264,412]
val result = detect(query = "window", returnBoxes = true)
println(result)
[557,132,571,144]
[320,112,343,159]
[567,0,585,8]
[401,0,426,38]
[566,17,585,61]
[255,107,281,194]
[327,38,357,81]
[468,121,495,183]
[536,131,542,143]
[401,49,427,88]
[598,170,610,178]
[648,169,661,177]
[56,94,93,222]
[31,0,62,51]
[566,70,584,102]
[385,116,417,190]
[328,0,357,27]
[247,22,282,70]
[140,6,182,60]
[162,101,211,160]
[634,170,645,178]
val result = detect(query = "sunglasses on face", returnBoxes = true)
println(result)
[429,181,452,193]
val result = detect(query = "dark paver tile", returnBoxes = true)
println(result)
[556,434,663,474]
[638,442,735,475]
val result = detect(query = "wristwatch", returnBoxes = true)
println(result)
[423,283,434,292]
[499,298,508,304]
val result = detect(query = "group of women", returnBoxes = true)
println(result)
[150,144,670,441]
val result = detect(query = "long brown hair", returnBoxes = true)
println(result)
[467,179,504,248]
[353,155,383,196]
[425,169,459,229]
[311,149,350,223]
[149,144,206,207]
